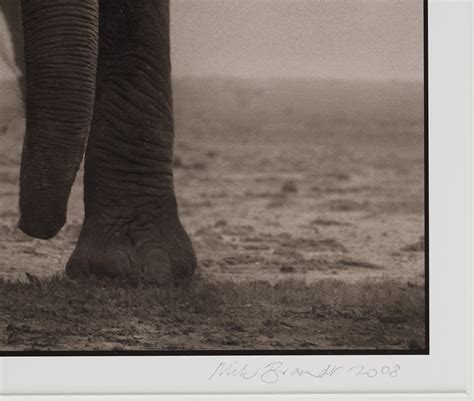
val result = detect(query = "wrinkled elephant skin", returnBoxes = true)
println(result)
[10,0,197,284]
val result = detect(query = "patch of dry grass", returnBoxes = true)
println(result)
[0,275,425,351]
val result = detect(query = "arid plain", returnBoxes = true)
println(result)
[0,77,425,351]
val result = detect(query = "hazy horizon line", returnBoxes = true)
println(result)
[0,74,424,86]
[172,73,424,84]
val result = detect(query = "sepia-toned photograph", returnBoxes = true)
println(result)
[0,0,426,353]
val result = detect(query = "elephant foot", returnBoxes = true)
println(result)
[65,213,197,285]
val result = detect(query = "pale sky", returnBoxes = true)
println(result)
[0,0,423,82]
[170,0,423,81]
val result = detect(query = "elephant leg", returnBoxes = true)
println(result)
[65,0,197,284]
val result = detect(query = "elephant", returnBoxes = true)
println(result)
[2,0,197,285]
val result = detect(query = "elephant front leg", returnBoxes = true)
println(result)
[66,0,197,284]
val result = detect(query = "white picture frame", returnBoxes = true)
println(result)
[1,0,472,399]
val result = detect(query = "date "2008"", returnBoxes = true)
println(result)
[348,364,401,378]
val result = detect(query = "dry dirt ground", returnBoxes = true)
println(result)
[0,78,426,352]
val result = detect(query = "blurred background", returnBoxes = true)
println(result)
[170,0,423,81]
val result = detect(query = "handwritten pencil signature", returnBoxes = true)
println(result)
[209,361,400,384]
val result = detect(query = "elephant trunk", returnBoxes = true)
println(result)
[19,0,99,239]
